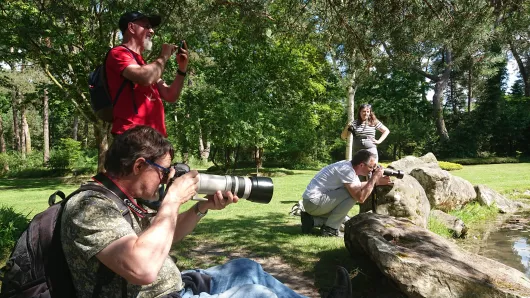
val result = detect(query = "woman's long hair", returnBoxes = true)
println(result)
[355,103,379,127]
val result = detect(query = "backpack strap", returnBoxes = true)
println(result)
[105,45,141,115]
[63,179,132,298]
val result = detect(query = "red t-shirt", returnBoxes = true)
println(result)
[106,46,167,137]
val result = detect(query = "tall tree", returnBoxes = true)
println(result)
[370,0,497,141]
[498,0,530,97]
[43,88,50,164]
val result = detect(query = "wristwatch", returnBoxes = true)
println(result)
[194,203,208,218]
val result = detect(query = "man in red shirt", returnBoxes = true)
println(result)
[106,11,188,137]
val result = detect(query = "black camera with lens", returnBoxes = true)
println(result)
[171,163,274,204]
[382,168,404,179]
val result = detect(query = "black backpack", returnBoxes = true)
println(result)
[88,46,140,122]
[0,176,132,298]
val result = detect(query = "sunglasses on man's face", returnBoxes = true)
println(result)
[145,160,170,180]
[132,22,153,30]
[364,162,376,171]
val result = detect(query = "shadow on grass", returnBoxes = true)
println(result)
[314,248,406,298]
[171,210,409,296]
[0,176,92,191]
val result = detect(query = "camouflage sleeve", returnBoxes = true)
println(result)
[62,191,135,260]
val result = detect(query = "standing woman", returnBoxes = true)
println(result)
[341,103,390,162]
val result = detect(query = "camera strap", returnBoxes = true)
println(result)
[92,173,153,219]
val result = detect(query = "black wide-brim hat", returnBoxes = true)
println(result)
[119,11,161,32]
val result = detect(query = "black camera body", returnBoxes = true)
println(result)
[172,163,274,204]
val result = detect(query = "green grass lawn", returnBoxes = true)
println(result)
[1,163,529,295]
[450,163,530,195]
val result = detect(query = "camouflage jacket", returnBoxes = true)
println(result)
[61,185,183,298]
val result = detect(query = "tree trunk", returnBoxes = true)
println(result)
[19,97,26,159]
[450,72,458,114]
[467,67,472,113]
[83,120,89,148]
[0,115,6,153]
[43,89,50,164]
[432,50,451,141]
[12,91,20,151]
[510,42,530,98]
[93,122,109,172]
[0,115,7,173]
[346,79,357,160]
[198,126,210,162]
[72,114,79,140]
[432,78,450,141]
[22,106,31,154]
[254,146,263,173]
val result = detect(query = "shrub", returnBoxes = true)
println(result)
[445,157,519,165]
[47,138,82,170]
[438,161,463,171]
[0,206,30,262]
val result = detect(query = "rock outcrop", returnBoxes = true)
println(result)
[429,209,468,238]
[410,167,476,211]
[388,152,440,174]
[344,213,530,298]
[475,184,522,213]
[359,174,431,228]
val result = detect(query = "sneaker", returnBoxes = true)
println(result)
[339,215,351,232]
[289,202,302,216]
[321,225,339,237]
[301,211,314,234]
[326,266,352,298]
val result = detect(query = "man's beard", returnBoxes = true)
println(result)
[144,37,153,51]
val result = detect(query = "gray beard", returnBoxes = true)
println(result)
[144,38,153,51]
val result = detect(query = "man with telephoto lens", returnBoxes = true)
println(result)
[300,150,392,237]
[107,11,188,137]
[61,125,352,298]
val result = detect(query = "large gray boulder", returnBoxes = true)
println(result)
[344,213,530,298]
[475,184,521,213]
[429,209,468,238]
[360,175,431,228]
[410,167,476,211]
[388,152,440,174]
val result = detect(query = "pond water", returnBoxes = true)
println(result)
[478,212,530,277]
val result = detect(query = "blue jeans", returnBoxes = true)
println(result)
[180,258,308,298]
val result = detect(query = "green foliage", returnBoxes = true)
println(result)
[0,151,43,173]
[0,206,30,262]
[47,138,82,170]
[355,68,436,160]
[438,161,463,171]
[449,202,499,225]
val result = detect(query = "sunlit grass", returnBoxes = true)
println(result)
[451,163,530,195]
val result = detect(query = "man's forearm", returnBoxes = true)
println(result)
[130,55,169,86]
[358,178,377,203]
[165,74,186,102]
[172,203,203,242]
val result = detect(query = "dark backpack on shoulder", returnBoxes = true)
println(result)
[0,181,132,298]
[88,46,140,122]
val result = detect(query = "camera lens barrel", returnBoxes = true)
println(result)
[382,168,404,179]
[197,174,273,204]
